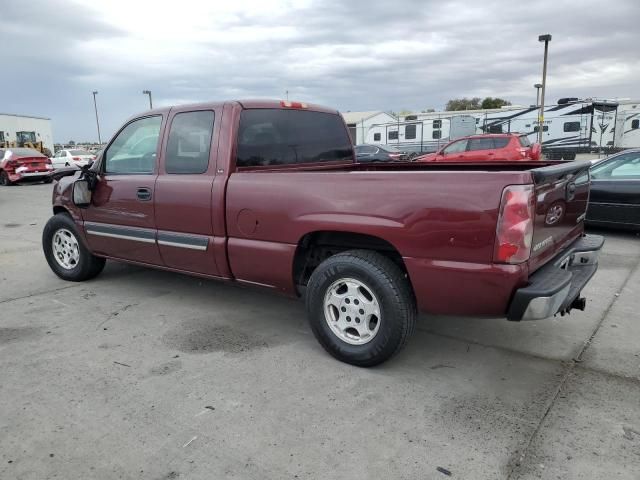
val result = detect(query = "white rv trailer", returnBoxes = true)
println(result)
[474,99,622,159]
[613,100,640,149]
[363,114,476,154]
[363,98,640,158]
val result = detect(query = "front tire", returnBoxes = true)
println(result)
[305,250,416,367]
[42,213,105,281]
[0,170,14,186]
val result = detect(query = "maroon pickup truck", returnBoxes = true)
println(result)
[43,100,603,366]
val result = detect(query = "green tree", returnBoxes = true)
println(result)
[445,97,481,111]
[481,97,512,109]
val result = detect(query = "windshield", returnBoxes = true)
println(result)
[519,135,531,147]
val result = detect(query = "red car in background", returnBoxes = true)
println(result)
[0,148,53,185]
[416,133,541,162]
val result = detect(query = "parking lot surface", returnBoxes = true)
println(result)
[1,182,639,480]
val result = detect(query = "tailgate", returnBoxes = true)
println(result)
[528,161,592,272]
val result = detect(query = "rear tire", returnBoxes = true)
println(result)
[0,170,14,186]
[42,213,105,281]
[305,250,416,367]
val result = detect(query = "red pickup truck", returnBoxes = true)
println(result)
[43,100,603,366]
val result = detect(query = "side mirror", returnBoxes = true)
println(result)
[72,179,92,207]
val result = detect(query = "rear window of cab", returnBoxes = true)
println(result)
[236,109,353,167]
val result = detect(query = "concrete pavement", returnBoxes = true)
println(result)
[1,182,639,479]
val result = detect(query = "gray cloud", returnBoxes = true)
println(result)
[1,0,638,142]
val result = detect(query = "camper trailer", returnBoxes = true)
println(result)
[475,99,621,159]
[363,98,640,159]
[613,101,640,150]
[364,114,476,154]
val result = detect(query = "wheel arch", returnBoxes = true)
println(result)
[292,230,414,297]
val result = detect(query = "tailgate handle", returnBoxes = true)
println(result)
[137,188,152,201]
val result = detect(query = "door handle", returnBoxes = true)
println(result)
[137,188,152,201]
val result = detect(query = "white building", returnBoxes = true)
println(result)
[0,113,54,153]
[341,111,396,145]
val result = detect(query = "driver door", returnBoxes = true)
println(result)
[440,139,468,160]
[82,115,165,264]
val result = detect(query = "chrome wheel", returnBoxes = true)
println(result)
[52,228,80,270]
[323,278,381,345]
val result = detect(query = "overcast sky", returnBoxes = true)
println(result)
[2,0,639,142]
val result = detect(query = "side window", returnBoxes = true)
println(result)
[493,138,510,148]
[405,124,416,139]
[632,119,639,129]
[468,138,494,150]
[105,116,162,174]
[488,124,503,134]
[388,130,398,140]
[373,133,381,141]
[433,120,442,129]
[432,130,441,139]
[592,153,640,179]
[165,111,214,174]
[534,125,549,132]
[564,121,581,132]
[443,139,467,154]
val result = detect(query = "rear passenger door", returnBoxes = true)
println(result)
[465,137,495,161]
[154,107,223,276]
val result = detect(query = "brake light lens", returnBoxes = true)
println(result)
[280,100,308,109]
[388,153,402,159]
[494,184,535,264]
[73,157,82,161]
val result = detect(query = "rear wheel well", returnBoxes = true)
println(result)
[293,231,412,295]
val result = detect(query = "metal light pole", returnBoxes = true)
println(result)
[142,90,153,109]
[92,91,102,144]
[537,34,552,145]
[534,83,542,107]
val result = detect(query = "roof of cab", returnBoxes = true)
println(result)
[125,99,340,124]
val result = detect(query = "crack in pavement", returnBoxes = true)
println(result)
[0,268,145,305]
[505,254,640,480]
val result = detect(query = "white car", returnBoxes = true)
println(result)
[51,149,96,169]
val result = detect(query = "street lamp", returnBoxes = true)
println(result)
[534,83,543,107]
[92,91,102,144]
[537,34,552,145]
[142,90,153,109]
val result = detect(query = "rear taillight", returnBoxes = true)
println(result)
[6,159,17,168]
[73,157,81,161]
[388,153,402,159]
[494,185,534,264]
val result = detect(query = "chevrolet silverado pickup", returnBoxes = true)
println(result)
[43,100,603,366]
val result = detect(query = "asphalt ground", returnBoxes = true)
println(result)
[1,182,639,479]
